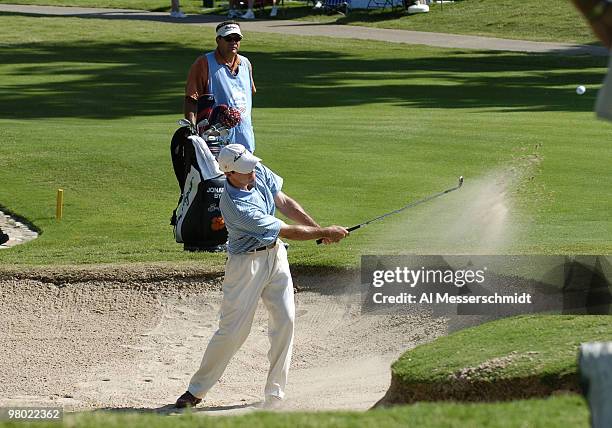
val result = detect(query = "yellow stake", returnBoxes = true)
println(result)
[56,189,64,221]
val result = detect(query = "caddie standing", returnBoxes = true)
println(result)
[184,21,257,152]
[175,144,348,408]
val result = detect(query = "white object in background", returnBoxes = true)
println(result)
[408,3,429,13]
[595,54,612,122]
[579,342,612,428]
[576,85,586,95]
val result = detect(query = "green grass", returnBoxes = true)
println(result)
[320,0,597,44]
[0,14,610,266]
[392,315,612,384]
[0,394,589,427]
[0,13,605,428]
[0,0,598,44]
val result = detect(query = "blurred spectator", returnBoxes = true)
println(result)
[270,0,279,17]
[240,0,256,18]
[227,0,241,18]
[228,0,279,19]
[170,0,186,18]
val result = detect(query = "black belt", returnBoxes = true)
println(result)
[250,240,277,253]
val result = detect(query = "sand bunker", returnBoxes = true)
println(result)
[0,269,446,414]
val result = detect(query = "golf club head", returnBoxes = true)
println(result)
[178,118,198,135]
[177,118,192,128]
[201,125,220,137]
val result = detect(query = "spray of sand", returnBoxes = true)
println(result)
[373,155,541,255]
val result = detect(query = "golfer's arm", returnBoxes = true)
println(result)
[278,224,331,241]
[274,191,319,227]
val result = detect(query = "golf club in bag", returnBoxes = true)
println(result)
[170,99,242,252]
[316,176,464,245]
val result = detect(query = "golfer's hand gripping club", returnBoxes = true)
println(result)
[316,225,358,245]
[317,225,351,245]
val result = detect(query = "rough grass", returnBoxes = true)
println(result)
[380,315,612,404]
[0,394,589,427]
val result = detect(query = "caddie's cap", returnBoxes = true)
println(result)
[216,22,243,39]
[218,144,260,173]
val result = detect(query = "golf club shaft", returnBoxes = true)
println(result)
[316,177,463,245]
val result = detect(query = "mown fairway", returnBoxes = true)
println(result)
[0,14,610,266]
[0,0,598,44]
[324,0,598,44]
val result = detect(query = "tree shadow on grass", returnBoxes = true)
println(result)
[0,35,606,120]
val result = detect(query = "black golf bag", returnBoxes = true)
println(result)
[170,127,227,252]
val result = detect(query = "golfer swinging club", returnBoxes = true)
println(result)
[175,144,349,408]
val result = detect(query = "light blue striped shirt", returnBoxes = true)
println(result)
[220,163,284,254]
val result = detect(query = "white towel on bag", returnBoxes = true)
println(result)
[188,136,223,180]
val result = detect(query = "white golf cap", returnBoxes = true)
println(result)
[218,144,260,173]
[216,22,243,38]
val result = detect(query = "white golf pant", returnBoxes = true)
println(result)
[188,242,295,400]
